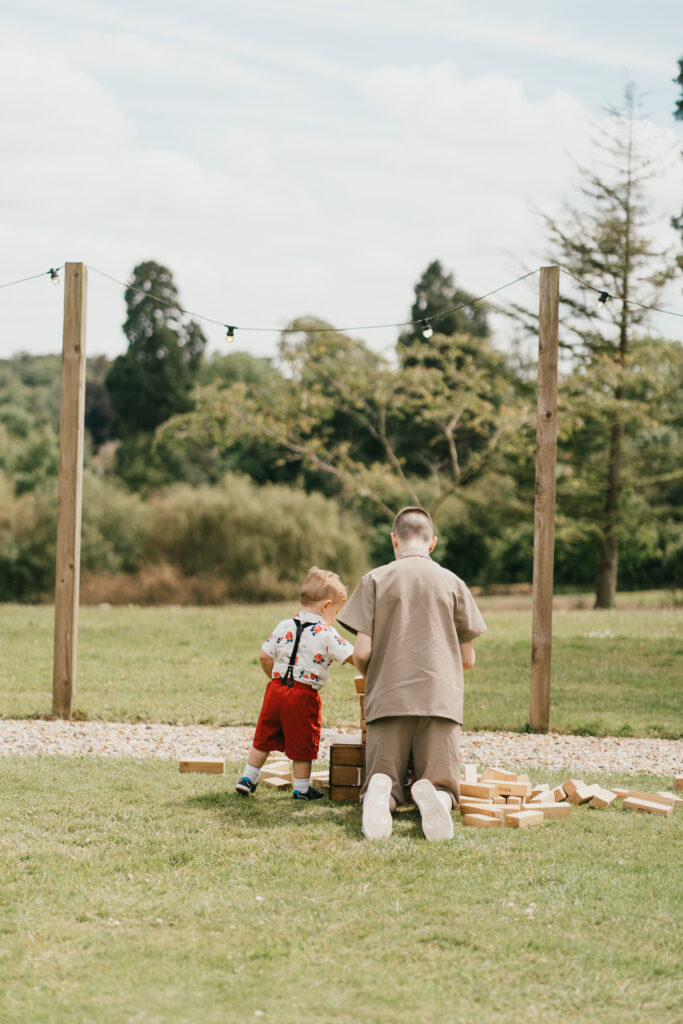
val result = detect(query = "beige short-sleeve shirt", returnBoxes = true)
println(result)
[337,553,486,725]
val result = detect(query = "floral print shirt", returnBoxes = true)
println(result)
[262,611,353,690]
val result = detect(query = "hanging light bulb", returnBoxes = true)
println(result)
[597,291,610,308]
[421,319,433,339]
[49,268,60,286]
[225,325,235,342]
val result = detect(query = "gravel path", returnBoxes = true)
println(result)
[1,719,680,776]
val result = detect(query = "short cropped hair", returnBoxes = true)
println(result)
[392,506,434,543]
[300,566,347,606]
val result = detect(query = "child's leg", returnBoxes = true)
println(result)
[236,747,270,794]
[292,759,312,792]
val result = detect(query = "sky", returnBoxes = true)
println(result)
[1,0,682,361]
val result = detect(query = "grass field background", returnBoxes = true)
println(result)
[2,598,681,736]
[1,757,680,1024]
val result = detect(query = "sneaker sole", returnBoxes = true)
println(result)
[411,779,454,841]
[362,773,393,839]
[235,784,253,796]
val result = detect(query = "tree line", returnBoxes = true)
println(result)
[1,86,681,605]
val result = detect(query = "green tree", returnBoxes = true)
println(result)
[398,259,489,363]
[540,86,678,607]
[105,261,207,436]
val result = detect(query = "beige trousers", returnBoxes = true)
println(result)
[361,716,461,808]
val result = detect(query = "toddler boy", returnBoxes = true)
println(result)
[236,567,354,801]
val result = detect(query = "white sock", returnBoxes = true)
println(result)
[437,790,452,813]
[293,777,310,793]
[243,764,260,785]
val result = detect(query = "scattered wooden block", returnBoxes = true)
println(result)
[516,773,531,786]
[460,803,504,819]
[530,784,549,798]
[506,796,522,807]
[261,762,291,781]
[310,771,329,786]
[464,813,502,828]
[674,776,683,791]
[655,792,682,809]
[562,779,584,798]
[263,776,291,790]
[179,757,224,774]
[566,783,599,805]
[505,810,544,828]
[480,767,518,782]
[493,796,506,805]
[614,789,674,806]
[536,802,572,820]
[529,790,556,804]
[463,764,479,784]
[354,675,366,694]
[623,797,673,818]
[589,788,617,809]
[460,782,498,800]
[551,784,567,802]
[495,781,532,799]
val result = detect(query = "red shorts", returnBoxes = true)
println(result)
[252,678,322,761]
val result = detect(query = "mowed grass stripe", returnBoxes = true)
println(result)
[2,602,681,736]
[1,758,681,1024]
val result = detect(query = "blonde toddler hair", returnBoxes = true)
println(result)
[300,566,347,606]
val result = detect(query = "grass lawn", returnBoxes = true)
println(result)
[2,601,681,736]
[1,758,680,1024]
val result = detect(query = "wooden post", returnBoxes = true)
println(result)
[52,263,88,719]
[529,265,559,732]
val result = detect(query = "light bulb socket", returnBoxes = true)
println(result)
[597,291,610,307]
[421,320,434,339]
[49,268,60,285]
[225,325,235,340]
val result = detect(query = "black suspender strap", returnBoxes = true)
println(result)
[280,619,315,687]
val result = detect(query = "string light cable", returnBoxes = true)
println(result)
[559,267,683,318]
[86,264,541,341]
[0,266,63,289]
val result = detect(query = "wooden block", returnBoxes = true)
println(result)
[261,765,291,781]
[494,782,532,799]
[589,788,617,809]
[530,784,549,798]
[529,790,556,804]
[493,796,506,805]
[310,771,329,786]
[480,767,518,782]
[551,784,567,802]
[567,783,599,805]
[516,773,531,786]
[354,675,366,694]
[330,764,364,787]
[506,796,522,807]
[655,792,682,808]
[460,782,498,800]
[674,776,683,791]
[464,813,502,828]
[561,779,584,798]
[463,764,478,784]
[615,789,676,807]
[330,785,362,802]
[179,757,224,774]
[461,803,505,819]
[536,802,572,820]
[263,776,291,790]
[329,737,365,766]
[623,797,673,818]
[505,810,545,828]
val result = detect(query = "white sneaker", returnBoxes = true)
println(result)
[411,779,454,841]
[362,773,393,839]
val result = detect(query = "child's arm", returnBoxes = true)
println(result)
[259,650,274,678]
[460,641,475,670]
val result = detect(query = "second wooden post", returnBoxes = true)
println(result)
[52,263,88,719]
[529,265,559,731]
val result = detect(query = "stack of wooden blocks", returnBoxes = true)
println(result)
[330,674,367,802]
[458,765,682,828]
